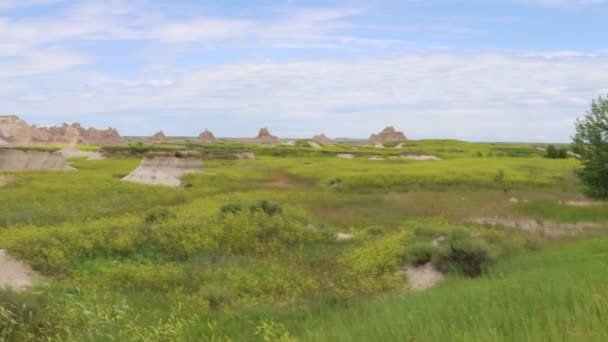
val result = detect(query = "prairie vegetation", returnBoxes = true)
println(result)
[1,139,607,341]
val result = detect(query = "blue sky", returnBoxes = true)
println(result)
[1,0,607,141]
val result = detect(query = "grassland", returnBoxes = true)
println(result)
[1,139,607,341]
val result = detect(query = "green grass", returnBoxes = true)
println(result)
[291,236,608,341]
[0,139,606,341]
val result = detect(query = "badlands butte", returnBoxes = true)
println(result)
[0,115,422,186]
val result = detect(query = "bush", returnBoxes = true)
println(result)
[407,242,434,266]
[220,200,283,217]
[432,229,495,277]
[144,207,175,224]
[249,200,283,216]
[545,145,568,159]
[220,203,243,214]
[339,232,410,292]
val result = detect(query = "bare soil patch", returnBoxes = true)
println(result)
[122,156,202,187]
[470,216,604,238]
[0,250,38,291]
[401,263,444,291]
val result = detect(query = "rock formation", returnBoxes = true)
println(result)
[122,156,203,187]
[0,115,123,145]
[248,128,280,145]
[307,141,322,149]
[59,147,105,161]
[369,126,407,143]
[0,149,75,171]
[148,131,167,143]
[198,130,217,144]
[312,133,335,146]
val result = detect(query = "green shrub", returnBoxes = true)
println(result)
[220,202,244,214]
[339,232,410,292]
[144,207,175,224]
[221,200,283,217]
[432,229,495,277]
[407,242,434,266]
[545,145,568,159]
[249,200,283,216]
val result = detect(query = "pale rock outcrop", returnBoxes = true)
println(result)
[369,126,407,143]
[0,149,75,171]
[148,131,167,143]
[248,128,280,145]
[312,133,335,146]
[198,130,217,144]
[59,147,105,160]
[122,156,202,187]
[337,153,355,159]
[307,141,322,149]
[401,154,442,161]
[0,115,123,145]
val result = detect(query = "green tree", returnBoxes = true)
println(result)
[572,95,608,198]
[545,144,558,159]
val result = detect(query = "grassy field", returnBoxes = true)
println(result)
[1,140,607,341]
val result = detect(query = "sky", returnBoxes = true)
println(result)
[1,0,607,141]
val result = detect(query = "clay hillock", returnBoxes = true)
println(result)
[312,133,335,146]
[121,156,203,187]
[247,128,280,145]
[0,149,75,171]
[198,130,217,144]
[369,126,407,143]
[148,131,167,143]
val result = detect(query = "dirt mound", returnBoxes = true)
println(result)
[307,141,322,149]
[0,149,75,171]
[369,126,407,143]
[374,143,385,149]
[337,153,355,159]
[198,130,217,144]
[0,250,38,291]
[312,133,335,146]
[59,147,105,160]
[247,128,280,145]
[148,131,167,143]
[402,263,444,291]
[401,154,442,161]
[0,115,123,145]
[122,156,202,186]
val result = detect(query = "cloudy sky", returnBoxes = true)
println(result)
[1,0,607,141]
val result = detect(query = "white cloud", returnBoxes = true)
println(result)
[3,52,607,141]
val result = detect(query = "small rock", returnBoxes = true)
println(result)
[336,233,354,241]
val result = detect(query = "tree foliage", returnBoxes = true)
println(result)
[572,95,608,199]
